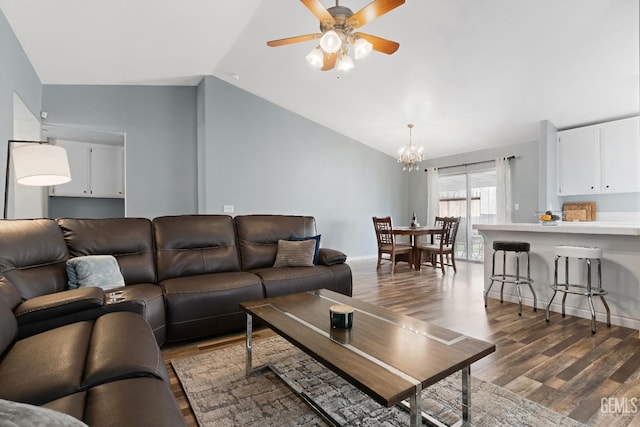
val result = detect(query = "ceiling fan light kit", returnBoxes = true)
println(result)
[305,47,324,67]
[267,0,405,72]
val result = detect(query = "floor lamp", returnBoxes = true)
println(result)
[3,140,71,219]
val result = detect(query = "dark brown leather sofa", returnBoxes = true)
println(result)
[0,213,350,424]
[0,278,185,426]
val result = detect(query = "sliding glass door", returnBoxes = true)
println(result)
[438,169,497,262]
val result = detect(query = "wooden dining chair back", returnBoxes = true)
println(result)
[372,216,413,273]
[419,216,461,274]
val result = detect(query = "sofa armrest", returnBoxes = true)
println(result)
[318,248,347,265]
[14,287,104,326]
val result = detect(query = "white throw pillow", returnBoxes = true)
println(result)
[66,255,125,291]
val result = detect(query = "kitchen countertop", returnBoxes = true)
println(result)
[473,222,640,236]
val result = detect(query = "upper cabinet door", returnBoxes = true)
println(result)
[557,126,599,196]
[50,140,91,197]
[90,145,125,198]
[600,117,640,194]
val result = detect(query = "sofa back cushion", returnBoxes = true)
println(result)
[153,215,240,281]
[57,218,156,285]
[0,277,18,355]
[0,219,68,299]
[0,298,17,356]
[235,215,317,270]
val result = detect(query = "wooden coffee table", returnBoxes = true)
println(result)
[241,289,495,426]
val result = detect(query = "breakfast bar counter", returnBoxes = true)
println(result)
[474,222,640,331]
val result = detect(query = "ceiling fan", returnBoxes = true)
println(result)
[267,0,405,71]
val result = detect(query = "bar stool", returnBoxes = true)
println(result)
[484,241,537,315]
[545,245,611,334]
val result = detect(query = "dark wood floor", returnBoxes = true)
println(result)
[162,258,640,426]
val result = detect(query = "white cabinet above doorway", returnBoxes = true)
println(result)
[556,116,640,196]
[49,139,125,198]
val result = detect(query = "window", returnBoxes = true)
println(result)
[438,170,497,262]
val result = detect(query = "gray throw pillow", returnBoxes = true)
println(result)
[273,239,316,268]
[66,255,125,291]
[0,399,88,426]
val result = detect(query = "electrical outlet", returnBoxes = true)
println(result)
[514,203,519,211]
[223,205,234,213]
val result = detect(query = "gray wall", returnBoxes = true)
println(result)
[42,85,198,218]
[197,76,407,257]
[0,9,43,215]
[409,140,539,224]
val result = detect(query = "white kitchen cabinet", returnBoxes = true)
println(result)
[50,140,125,198]
[556,126,599,195]
[49,140,91,197]
[599,117,640,193]
[557,117,640,196]
[90,145,124,198]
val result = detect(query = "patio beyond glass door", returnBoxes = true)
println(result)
[438,170,497,262]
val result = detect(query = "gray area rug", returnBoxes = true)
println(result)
[171,335,586,426]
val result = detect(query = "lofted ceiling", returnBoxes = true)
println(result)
[0,0,638,159]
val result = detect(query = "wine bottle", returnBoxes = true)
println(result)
[411,212,417,227]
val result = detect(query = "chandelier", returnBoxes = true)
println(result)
[397,124,424,172]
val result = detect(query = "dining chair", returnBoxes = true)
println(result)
[418,216,460,274]
[372,216,414,273]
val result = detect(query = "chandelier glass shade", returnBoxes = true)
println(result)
[397,124,425,172]
[306,30,373,70]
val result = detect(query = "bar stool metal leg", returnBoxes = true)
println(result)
[484,249,497,307]
[547,246,611,334]
[500,250,506,303]
[597,259,611,327]
[546,255,559,322]
[526,251,537,311]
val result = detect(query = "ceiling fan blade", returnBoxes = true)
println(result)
[321,52,337,71]
[267,33,322,47]
[347,0,405,28]
[355,32,400,54]
[300,0,336,25]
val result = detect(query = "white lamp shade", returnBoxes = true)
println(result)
[354,38,373,60]
[320,30,341,54]
[336,54,354,72]
[305,47,324,68]
[12,143,71,186]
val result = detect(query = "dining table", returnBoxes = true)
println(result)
[391,225,443,271]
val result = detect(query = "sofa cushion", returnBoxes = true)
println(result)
[82,312,168,389]
[0,219,68,299]
[154,215,241,281]
[82,378,186,427]
[0,276,22,311]
[291,234,321,264]
[0,321,93,405]
[0,398,88,426]
[66,255,125,291]
[273,239,316,268]
[57,218,157,285]
[235,215,317,271]
[161,271,263,341]
[0,299,17,356]
[42,392,86,423]
[251,265,334,298]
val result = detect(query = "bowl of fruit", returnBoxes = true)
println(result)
[537,210,562,225]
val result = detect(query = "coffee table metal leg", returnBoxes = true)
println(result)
[409,383,422,427]
[245,313,253,377]
[461,366,470,424]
